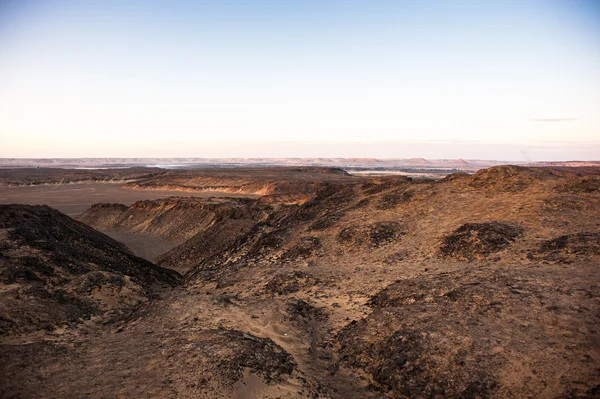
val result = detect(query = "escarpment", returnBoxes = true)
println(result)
[123,167,355,199]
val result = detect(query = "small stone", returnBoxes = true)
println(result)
[491,346,504,355]
[395,357,407,367]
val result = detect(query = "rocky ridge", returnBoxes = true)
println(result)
[0,204,180,336]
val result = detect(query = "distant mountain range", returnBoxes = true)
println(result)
[0,157,522,170]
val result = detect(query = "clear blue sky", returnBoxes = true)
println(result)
[1,0,599,160]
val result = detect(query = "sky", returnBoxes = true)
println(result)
[0,0,599,160]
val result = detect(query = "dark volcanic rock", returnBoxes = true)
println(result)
[281,236,322,261]
[308,215,340,231]
[289,184,357,230]
[361,177,411,196]
[339,267,599,399]
[264,271,318,296]
[529,232,600,263]
[439,221,524,261]
[0,340,72,398]
[287,299,325,320]
[193,329,296,383]
[337,221,404,249]
[555,176,600,194]
[441,171,471,182]
[376,188,415,210]
[467,165,554,191]
[0,205,180,334]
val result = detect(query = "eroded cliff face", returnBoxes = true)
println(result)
[79,198,250,244]
[2,166,599,399]
[78,198,273,273]
[123,167,354,200]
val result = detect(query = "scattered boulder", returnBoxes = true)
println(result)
[340,322,496,398]
[249,230,285,254]
[287,299,325,320]
[220,227,289,263]
[281,236,322,261]
[180,329,296,384]
[264,271,318,296]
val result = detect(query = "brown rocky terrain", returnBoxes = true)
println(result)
[339,265,598,398]
[1,165,599,398]
[0,205,180,336]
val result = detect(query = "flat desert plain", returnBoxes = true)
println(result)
[0,183,260,216]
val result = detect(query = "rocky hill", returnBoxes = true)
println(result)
[1,166,599,398]
[0,205,180,336]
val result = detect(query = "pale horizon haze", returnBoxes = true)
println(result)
[1,1,599,161]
